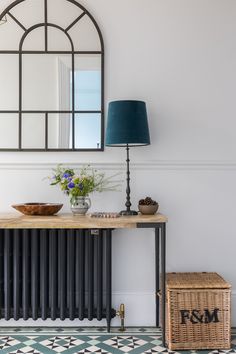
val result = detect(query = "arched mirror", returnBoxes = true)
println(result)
[0,0,104,151]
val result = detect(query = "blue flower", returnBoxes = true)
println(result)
[78,183,83,191]
[63,172,71,178]
[68,182,75,189]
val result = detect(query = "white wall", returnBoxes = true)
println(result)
[0,0,236,326]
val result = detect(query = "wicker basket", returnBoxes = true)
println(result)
[165,272,231,350]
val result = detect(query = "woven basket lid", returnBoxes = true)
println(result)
[166,272,231,289]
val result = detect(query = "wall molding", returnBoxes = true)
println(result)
[1,160,236,171]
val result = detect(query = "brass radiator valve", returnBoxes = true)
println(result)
[116,303,125,332]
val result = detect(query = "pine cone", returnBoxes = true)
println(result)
[139,197,157,206]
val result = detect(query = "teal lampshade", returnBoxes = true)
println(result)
[106,100,150,146]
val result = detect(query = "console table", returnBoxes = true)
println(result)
[0,213,168,346]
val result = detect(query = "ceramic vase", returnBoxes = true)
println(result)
[70,196,91,215]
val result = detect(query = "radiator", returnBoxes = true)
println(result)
[0,229,116,330]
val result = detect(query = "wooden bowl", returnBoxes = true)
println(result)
[12,203,63,216]
[138,204,159,215]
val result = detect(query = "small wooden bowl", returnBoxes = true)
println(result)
[12,203,63,216]
[138,204,159,215]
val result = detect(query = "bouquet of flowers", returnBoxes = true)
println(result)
[50,165,120,203]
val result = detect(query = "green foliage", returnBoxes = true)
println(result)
[49,165,121,202]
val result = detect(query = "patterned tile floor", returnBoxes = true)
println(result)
[0,327,235,354]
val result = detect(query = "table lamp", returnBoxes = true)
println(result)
[106,100,150,215]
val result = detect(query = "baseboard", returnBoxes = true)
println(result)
[0,292,155,327]
[0,291,234,327]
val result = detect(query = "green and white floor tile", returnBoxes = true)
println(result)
[0,327,235,354]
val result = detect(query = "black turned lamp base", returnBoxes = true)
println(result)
[119,210,138,216]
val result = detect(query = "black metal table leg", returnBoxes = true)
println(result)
[155,227,160,327]
[106,229,112,332]
[137,221,167,344]
[161,223,166,347]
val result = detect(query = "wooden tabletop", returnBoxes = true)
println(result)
[0,213,168,229]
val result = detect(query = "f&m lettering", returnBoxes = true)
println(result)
[180,308,220,324]
[204,308,220,323]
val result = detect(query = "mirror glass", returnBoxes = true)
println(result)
[75,113,101,149]
[22,54,101,111]
[22,114,45,149]
[75,55,101,111]
[0,0,104,151]
[48,113,72,149]
[0,55,19,110]
[0,114,19,149]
